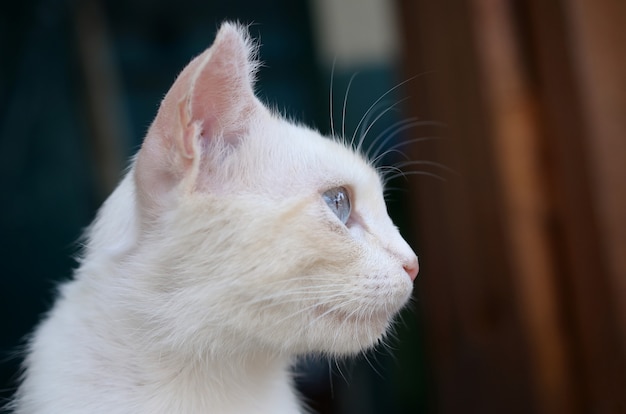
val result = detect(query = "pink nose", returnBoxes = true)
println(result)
[403,257,419,281]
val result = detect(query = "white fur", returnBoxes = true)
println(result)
[11,22,418,414]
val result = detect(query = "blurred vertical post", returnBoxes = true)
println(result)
[470,1,574,412]
[396,0,626,412]
[567,0,626,356]
[523,0,626,409]
[73,0,129,199]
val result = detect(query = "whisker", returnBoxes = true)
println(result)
[366,117,418,160]
[249,293,339,311]
[369,121,445,164]
[267,293,364,327]
[253,296,342,315]
[391,160,457,175]
[250,289,350,311]
[342,72,360,143]
[353,100,392,151]
[347,75,422,150]
[384,170,447,183]
[382,183,414,196]
[361,349,385,380]
[354,98,409,154]
[333,358,350,385]
[327,359,335,398]
[375,135,442,163]
[302,297,365,331]
[377,164,404,179]
[373,149,411,167]
[329,56,337,138]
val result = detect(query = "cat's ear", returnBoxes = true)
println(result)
[135,22,260,208]
[175,22,260,159]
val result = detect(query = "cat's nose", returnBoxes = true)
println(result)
[403,256,419,282]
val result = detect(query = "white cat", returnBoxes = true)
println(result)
[11,22,418,414]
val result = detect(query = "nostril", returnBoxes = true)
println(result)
[403,257,419,282]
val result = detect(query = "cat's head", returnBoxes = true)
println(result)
[131,22,417,357]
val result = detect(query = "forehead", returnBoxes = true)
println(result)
[270,122,383,194]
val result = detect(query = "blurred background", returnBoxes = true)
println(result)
[1,0,624,413]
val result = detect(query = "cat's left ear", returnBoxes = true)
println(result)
[135,22,260,206]
[177,22,261,159]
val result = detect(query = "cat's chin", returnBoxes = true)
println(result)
[308,304,400,354]
[314,304,393,326]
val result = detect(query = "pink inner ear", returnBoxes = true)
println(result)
[177,98,196,160]
[184,24,259,156]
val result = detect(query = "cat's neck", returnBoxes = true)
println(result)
[131,345,298,413]
[41,173,303,413]
[47,278,302,414]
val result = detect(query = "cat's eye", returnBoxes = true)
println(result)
[322,187,351,225]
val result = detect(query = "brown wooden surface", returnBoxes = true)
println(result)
[397,0,626,412]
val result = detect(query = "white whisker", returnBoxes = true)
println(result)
[342,72,360,143]
[329,56,337,138]
[354,98,409,154]
[346,75,421,149]
[385,170,447,182]
[369,121,445,164]
[353,100,392,151]
[366,117,418,160]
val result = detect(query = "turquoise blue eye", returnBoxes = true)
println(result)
[322,187,351,224]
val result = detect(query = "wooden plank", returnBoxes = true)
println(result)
[567,0,626,347]
[524,0,626,410]
[469,1,575,412]
[397,0,537,412]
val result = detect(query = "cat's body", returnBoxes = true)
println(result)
[11,23,418,414]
